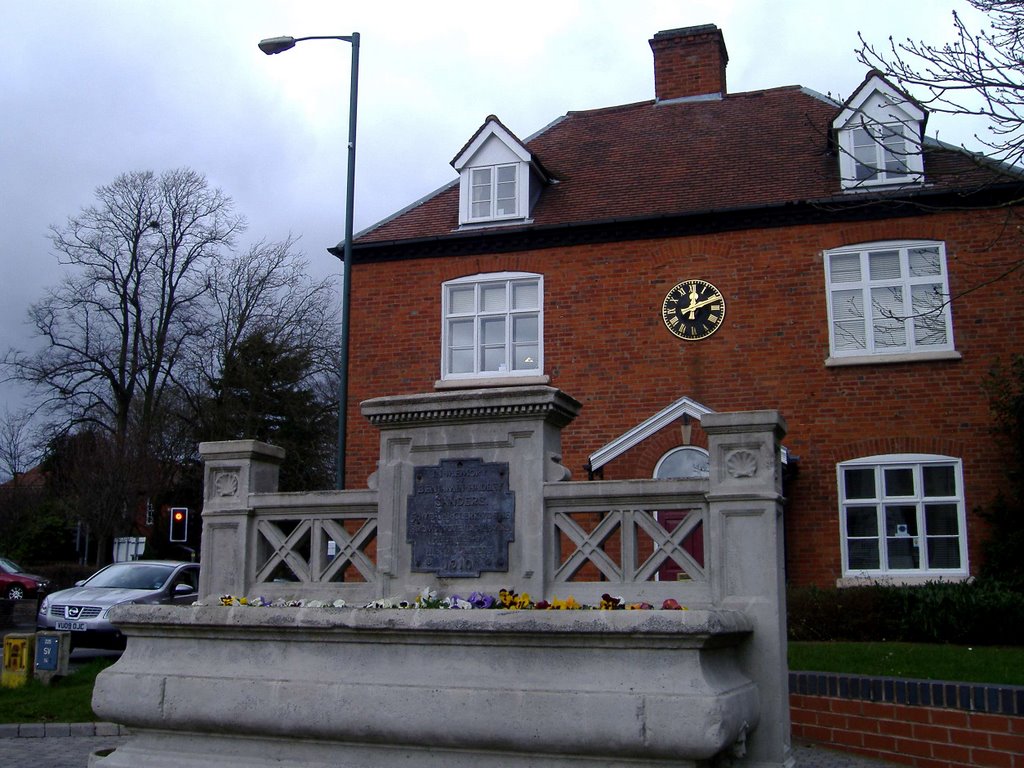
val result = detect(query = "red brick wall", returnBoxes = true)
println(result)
[791,693,1024,768]
[650,26,728,100]
[347,209,1024,586]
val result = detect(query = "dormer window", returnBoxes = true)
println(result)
[471,164,518,220]
[452,115,550,227]
[851,123,912,183]
[833,72,926,191]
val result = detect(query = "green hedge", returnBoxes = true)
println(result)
[787,579,1024,646]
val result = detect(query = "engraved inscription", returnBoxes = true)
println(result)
[407,458,514,577]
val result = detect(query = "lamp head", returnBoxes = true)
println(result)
[258,36,297,55]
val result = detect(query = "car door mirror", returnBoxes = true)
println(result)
[174,583,196,595]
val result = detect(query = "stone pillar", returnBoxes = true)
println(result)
[361,386,580,600]
[197,440,286,600]
[702,410,792,768]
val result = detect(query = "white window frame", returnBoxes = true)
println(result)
[467,164,519,223]
[653,446,710,480]
[838,454,968,581]
[839,120,923,189]
[441,272,543,381]
[824,240,955,362]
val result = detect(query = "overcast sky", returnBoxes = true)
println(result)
[1,0,991,424]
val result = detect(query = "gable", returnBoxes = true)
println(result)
[452,117,533,171]
[588,396,715,472]
[833,72,926,132]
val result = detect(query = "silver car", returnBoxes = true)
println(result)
[37,560,199,649]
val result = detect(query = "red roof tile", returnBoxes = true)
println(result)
[355,84,1012,246]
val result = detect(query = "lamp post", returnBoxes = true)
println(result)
[258,33,359,490]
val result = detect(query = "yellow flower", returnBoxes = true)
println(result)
[599,593,623,610]
[550,595,581,610]
[512,592,532,609]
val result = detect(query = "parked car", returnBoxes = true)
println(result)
[0,556,50,600]
[37,560,199,648]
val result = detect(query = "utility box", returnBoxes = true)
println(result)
[2,633,35,688]
[34,631,71,684]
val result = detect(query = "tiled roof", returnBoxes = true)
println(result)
[355,84,1012,246]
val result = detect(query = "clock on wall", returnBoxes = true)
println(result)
[662,279,726,341]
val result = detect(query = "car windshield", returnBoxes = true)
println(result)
[0,557,24,573]
[85,563,175,590]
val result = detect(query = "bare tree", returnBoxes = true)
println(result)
[823,2,1024,326]
[0,409,37,482]
[174,236,340,488]
[857,0,1024,170]
[3,169,342,555]
[3,168,244,448]
[191,236,338,396]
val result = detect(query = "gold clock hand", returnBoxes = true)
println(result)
[690,294,721,312]
[686,293,719,320]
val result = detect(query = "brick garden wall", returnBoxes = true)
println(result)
[348,209,1024,587]
[790,672,1024,768]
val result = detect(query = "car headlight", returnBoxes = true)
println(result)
[38,595,51,613]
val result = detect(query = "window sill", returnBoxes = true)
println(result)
[836,573,969,588]
[455,218,533,231]
[825,350,961,367]
[839,177,924,192]
[435,374,550,390]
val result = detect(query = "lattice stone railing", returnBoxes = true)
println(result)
[209,479,712,606]
[543,478,711,605]
[246,491,380,603]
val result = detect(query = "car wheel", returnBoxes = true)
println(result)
[6,585,26,600]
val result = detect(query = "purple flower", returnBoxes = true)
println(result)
[468,591,496,609]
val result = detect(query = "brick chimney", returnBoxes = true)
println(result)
[649,24,728,101]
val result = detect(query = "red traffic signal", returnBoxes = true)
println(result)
[169,507,189,542]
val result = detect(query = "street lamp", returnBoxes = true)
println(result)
[259,33,360,491]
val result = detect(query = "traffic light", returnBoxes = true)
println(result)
[169,507,189,542]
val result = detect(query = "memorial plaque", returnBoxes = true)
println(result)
[407,458,515,577]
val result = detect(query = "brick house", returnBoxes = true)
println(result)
[341,24,1024,587]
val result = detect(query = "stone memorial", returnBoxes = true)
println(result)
[90,386,793,768]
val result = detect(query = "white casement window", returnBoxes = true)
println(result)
[839,455,967,579]
[442,272,542,380]
[850,123,914,184]
[824,240,954,360]
[469,164,518,221]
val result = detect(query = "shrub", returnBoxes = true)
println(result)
[787,579,1024,646]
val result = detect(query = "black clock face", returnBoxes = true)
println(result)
[662,279,726,341]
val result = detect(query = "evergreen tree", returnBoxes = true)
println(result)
[199,330,334,491]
